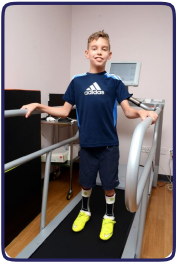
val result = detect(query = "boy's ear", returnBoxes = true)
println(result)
[108,51,112,60]
[85,50,89,59]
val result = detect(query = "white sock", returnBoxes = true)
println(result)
[103,214,115,221]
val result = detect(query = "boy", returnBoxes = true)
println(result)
[21,30,158,240]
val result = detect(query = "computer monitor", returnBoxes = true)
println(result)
[107,61,141,86]
[48,94,77,119]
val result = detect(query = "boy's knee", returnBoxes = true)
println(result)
[105,189,115,197]
[82,186,91,190]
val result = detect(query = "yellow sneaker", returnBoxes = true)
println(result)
[99,217,116,240]
[72,210,91,232]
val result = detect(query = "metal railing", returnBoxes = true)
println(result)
[5,109,79,231]
[125,106,162,213]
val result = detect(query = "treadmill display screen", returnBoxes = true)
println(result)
[110,63,136,82]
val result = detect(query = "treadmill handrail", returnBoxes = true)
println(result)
[4,106,76,118]
[4,109,79,172]
[5,109,42,118]
[5,132,79,172]
[125,107,162,213]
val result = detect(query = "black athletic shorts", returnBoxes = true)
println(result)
[79,146,120,190]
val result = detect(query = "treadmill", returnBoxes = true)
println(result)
[4,62,165,260]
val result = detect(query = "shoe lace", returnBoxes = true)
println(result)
[102,219,116,233]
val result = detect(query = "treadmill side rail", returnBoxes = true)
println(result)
[125,106,163,213]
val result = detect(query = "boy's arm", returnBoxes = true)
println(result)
[21,102,73,118]
[120,99,158,125]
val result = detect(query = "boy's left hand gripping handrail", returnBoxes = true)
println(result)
[4,109,79,172]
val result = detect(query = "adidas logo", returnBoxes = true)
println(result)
[84,82,104,95]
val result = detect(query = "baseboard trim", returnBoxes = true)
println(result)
[158,174,173,182]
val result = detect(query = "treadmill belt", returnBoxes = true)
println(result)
[30,186,135,260]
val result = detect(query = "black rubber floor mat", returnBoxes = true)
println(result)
[30,186,135,260]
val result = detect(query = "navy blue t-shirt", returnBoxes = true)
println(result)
[63,71,132,147]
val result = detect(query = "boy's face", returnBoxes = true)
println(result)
[85,37,112,71]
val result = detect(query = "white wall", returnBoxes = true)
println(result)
[5,4,173,176]
[70,5,173,176]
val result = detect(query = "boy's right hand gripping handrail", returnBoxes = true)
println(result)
[125,107,162,213]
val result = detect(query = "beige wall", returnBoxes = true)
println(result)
[5,4,173,176]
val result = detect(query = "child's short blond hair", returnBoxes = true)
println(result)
[87,30,110,50]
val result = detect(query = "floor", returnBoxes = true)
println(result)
[5,165,173,259]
